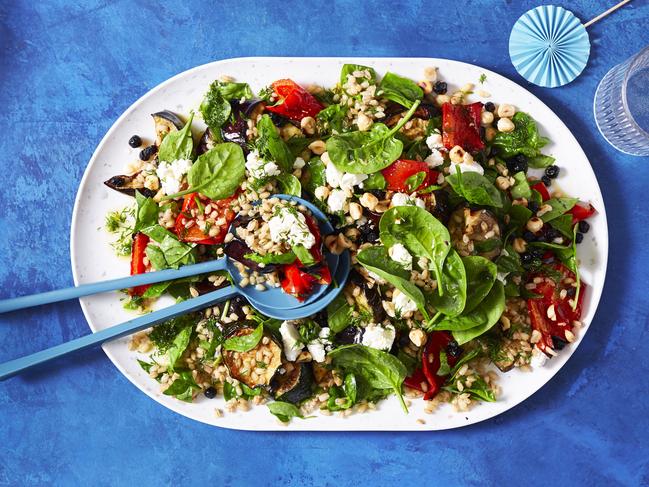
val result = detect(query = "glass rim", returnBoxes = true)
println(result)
[621,45,649,139]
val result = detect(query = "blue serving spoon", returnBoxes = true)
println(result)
[0,195,335,314]
[0,195,351,380]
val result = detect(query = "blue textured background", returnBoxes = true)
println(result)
[1,1,648,485]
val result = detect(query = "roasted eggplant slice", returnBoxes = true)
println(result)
[270,361,314,404]
[448,207,502,259]
[222,323,283,389]
[334,326,364,345]
[197,128,216,156]
[152,110,184,146]
[104,172,157,198]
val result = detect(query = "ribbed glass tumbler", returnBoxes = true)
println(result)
[594,46,649,156]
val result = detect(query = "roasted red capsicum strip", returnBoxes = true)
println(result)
[568,202,596,223]
[442,102,484,152]
[174,193,236,245]
[381,159,439,192]
[526,263,586,354]
[129,232,150,296]
[531,181,550,201]
[265,79,324,121]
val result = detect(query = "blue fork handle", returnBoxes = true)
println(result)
[0,285,239,381]
[0,258,229,314]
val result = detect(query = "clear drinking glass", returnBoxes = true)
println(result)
[594,46,649,156]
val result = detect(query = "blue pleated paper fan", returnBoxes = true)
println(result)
[509,5,591,88]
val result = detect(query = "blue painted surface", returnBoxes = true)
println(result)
[1,1,648,485]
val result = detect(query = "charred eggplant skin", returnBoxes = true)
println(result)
[222,322,283,389]
[152,110,184,145]
[270,361,314,404]
[104,173,157,198]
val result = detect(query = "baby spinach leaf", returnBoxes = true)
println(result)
[160,234,196,268]
[145,244,167,270]
[492,112,549,159]
[167,326,193,370]
[540,197,579,223]
[327,293,353,333]
[301,157,326,196]
[450,281,505,344]
[378,205,451,292]
[510,172,531,199]
[326,373,357,411]
[446,169,503,208]
[163,371,200,402]
[200,80,253,133]
[158,113,194,163]
[356,245,427,316]
[550,214,574,238]
[363,172,387,190]
[285,136,314,158]
[404,171,426,192]
[276,173,302,196]
[508,204,533,231]
[528,154,556,168]
[379,72,424,108]
[329,344,408,413]
[317,104,348,134]
[340,64,377,91]
[223,323,263,352]
[256,114,294,172]
[326,100,420,174]
[134,191,159,233]
[268,401,306,422]
[163,142,245,201]
[463,255,498,313]
[292,244,316,266]
[429,250,467,317]
[244,251,297,265]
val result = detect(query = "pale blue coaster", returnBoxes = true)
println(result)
[509,5,591,88]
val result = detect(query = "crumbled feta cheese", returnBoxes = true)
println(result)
[366,270,386,284]
[325,159,344,188]
[156,159,193,195]
[245,150,281,179]
[293,157,306,169]
[496,271,509,284]
[268,207,316,249]
[361,324,396,351]
[425,149,445,168]
[530,346,548,368]
[390,192,426,209]
[452,160,484,175]
[307,327,332,363]
[393,289,418,315]
[388,243,413,270]
[327,189,348,213]
[279,321,303,361]
[340,172,368,192]
[325,159,368,192]
[426,132,444,150]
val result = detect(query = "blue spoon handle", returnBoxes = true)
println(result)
[0,285,239,381]
[0,258,229,314]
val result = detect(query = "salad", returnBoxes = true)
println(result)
[105,64,596,423]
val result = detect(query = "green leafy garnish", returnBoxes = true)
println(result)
[268,401,306,423]
[223,323,263,352]
[163,142,245,201]
[379,72,423,108]
[446,168,503,208]
[200,80,253,134]
[326,100,421,174]
[329,344,409,413]
[379,205,451,294]
[158,113,194,163]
